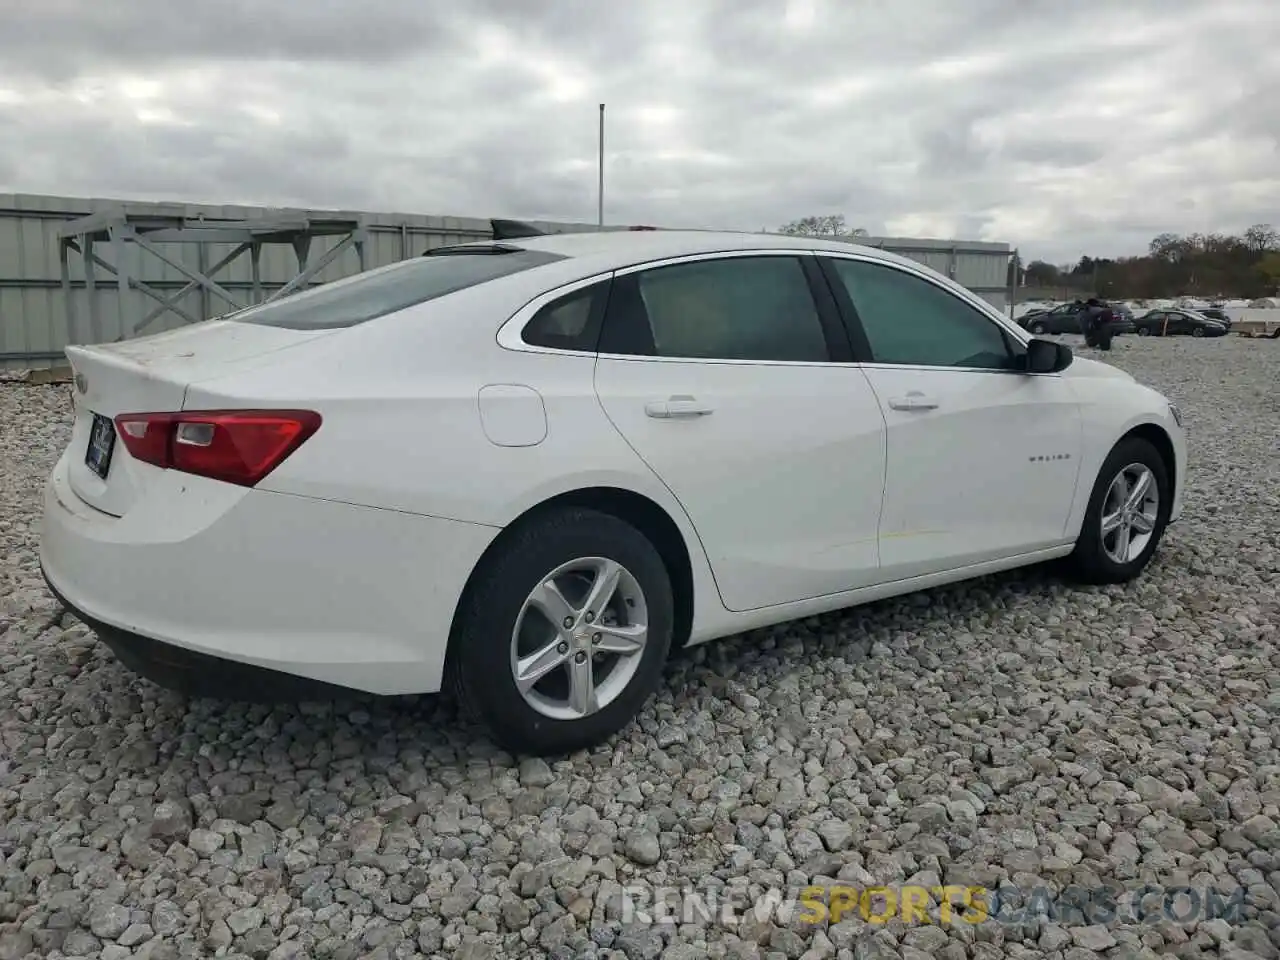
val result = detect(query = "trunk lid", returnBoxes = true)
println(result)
[64,321,334,516]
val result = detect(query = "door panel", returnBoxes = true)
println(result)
[595,358,888,610]
[858,366,1082,579]
[818,255,1084,579]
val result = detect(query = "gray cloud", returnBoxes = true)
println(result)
[0,0,1276,263]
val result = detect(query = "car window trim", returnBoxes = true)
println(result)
[815,252,1057,376]
[499,249,856,366]
[496,248,1049,374]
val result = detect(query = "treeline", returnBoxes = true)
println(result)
[1022,225,1280,299]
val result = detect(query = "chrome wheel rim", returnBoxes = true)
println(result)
[1101,463,1159,564]
[510,557,649,720]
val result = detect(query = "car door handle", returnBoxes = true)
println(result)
[645,396,714,419]
[887,392,939,411]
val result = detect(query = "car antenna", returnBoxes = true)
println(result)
[490,219,548,240]
[421,219,548,256]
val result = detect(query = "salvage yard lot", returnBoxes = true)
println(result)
[0,335,1278,960]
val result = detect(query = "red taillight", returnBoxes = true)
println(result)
[113,410,322,487]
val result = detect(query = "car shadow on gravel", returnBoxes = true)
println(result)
[32,550,1170,772]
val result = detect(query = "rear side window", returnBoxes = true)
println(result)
[231,249,566,330]
[521,281,609,351]
[599,256,830,362]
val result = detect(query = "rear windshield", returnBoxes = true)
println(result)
[229,248,566,330]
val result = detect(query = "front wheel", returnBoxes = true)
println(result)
[1192,326,1204,338]
[1030,321,1047,334]
[448,507,674,756]
[1067,437,1170,584]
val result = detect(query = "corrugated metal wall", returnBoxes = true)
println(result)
[0,193,1012,370]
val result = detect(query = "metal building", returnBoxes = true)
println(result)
[0,193,1014,370]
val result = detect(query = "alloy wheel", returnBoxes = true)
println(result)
[509,556,649,720]
[1100,463,1160,565]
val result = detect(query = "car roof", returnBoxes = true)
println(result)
[441,228,924,274]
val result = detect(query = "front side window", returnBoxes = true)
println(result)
[825,258,1014,370]
[600,256,830,362]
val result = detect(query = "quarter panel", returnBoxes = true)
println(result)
[183,334,731,632]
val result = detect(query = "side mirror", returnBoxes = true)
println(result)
[1024,337,1073,373]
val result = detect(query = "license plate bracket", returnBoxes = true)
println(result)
[85,412,117,480]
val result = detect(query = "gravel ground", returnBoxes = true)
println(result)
[1,335,1278,960]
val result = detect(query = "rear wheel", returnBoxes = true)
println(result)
[1136,326,1150,337]
[448,507,674,756]
[1068,437,1170,584]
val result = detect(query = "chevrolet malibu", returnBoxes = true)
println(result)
[40,230,1186,755]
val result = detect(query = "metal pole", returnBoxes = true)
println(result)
[1009,248,1019,318]
[597,103,605,228]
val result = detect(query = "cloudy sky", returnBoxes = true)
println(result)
[1,0,1276,264]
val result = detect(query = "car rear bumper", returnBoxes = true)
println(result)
[39,448,500,696]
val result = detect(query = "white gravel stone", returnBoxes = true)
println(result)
[2,336,1279,957]
[186,827,224,856]
[87,902,132,940]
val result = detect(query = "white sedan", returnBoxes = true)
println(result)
[40,229,1186,755]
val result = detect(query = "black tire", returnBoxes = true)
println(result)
[1136,326,1150,337]
[1030,321,1047,334]
[1192,326,1204,338]
[1068,436,1171,584]
[448,507,674,756]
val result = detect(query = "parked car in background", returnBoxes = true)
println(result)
[1134,309,1228,337]
[1020,301,1133,336]
[1196,307,1233,328]
[39,229,1187,755]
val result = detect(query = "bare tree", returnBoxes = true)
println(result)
[1244,223,1278,253]
[777,215,868,238]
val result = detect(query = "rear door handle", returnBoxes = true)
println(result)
[887,392,939,411]
[645,395,715,419]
